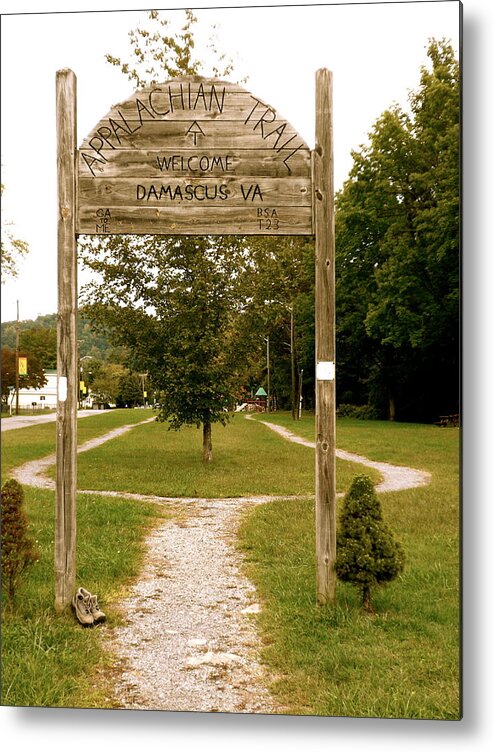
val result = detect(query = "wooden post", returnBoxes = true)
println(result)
[313,68,336,605]
[15,300,20,416]
[291,307,296,420]
[266,335,270,413]
[55,69,78,613]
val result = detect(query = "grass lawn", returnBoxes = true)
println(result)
[1,408,153,484]
[1,409,169,708]
[1,408,460,718]
[69,412,379,497]
[238,413,460,719]
[1,485,168,708]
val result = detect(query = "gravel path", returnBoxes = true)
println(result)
[252,417,431,493]
[11,414,430,714]
[106,496,284,713]
[1,409,106,432]
[11,419,156,491]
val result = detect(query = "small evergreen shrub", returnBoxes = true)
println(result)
[335,475,405,612]
[1,479,39,604]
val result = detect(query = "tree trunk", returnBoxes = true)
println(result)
[362,583,373,613]
[202,420,212,463]
[388,394,396,422]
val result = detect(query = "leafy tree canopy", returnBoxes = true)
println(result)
[1,348,47,404]
[335,39,459,421]
[80,233,250,460]
[105,8,239,86]
[19,328,57,370]
[1,313,126,365]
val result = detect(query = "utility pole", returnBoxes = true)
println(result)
[15,300,20,415]
[314,68,336,605]
[139,372,147,405]
[266,335,270,413]
[290,306,296,420]
[55,68,78,613]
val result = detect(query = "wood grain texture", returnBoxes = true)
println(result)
[110,83,278,121]
[77,76,312,235]
[78,176,312,206]
[77,149,311,179]
[56,68,78,613]
[80,79,305,131]
[80,120,309,150]
[77,204,312,235]
[313,68,336,606]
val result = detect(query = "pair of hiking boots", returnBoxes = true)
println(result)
[72,586,106,627]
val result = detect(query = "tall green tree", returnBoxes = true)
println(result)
[238,236,315,415]
[80,9,252,461]
[335,39,460,421]
[80,9,248,460]
[80,234,249,461]
[19,328,57,370]
[88,362,127,406]
[116,371,145,408]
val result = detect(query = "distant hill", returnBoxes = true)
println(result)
[1,312,127,364]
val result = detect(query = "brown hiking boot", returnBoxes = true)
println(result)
[89,594,106,624]
[78,587,106,624]
[72,588,94,626]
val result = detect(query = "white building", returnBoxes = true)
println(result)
[16,369,58,409]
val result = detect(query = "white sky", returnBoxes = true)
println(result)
[1,0,461,323]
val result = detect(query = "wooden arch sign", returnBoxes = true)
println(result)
[77,76,313,236]
[56,69,335,613]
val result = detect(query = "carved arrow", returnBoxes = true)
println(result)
[186,120,205,145]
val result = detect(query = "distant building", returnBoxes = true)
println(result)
[17,369,57,409]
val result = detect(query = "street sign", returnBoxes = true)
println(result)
[77,77,313,236]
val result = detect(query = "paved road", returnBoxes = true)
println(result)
[1,409,106,432]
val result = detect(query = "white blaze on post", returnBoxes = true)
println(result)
[316,361,335,381]
[58,376,68,402]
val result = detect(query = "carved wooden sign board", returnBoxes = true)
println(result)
[77,77,313,236]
